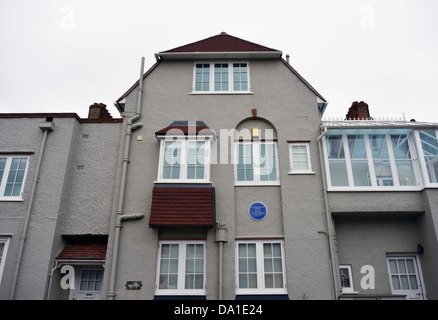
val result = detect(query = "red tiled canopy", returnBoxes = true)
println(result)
[149,185,215,227]
[56,236,108,261]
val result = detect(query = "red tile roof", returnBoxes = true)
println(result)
[155,121,216,137]
[149,185,215,227]
[162,32,280,53]
[57,237,108,260]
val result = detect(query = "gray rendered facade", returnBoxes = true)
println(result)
[1,34,438,300]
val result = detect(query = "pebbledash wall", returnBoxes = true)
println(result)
[1,33,438,300]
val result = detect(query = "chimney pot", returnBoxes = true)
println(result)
[346,101,372,120]
[88,103,113,120]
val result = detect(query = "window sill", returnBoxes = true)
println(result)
[0,198,24,202]
[190,91,253,95]
[154,295,207,300]
[234,182,280,187]
[327,186,424,192]
[288,171,316,175]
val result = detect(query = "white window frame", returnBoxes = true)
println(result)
[288,142,315,174]
[323,133,422,191]
[0,156,29,201]
[386,254,427,300]
[191,62,252,94]
[234,141,280,186]
[155,240,206,296]
[339,265,357,294]
[414,129,438,187]
[235,240,287,295]
[0,236,10,286]
[156,137,211,183]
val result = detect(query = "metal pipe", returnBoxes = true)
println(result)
[218,241,223,300]
[10,125,52,300]
[317,126,339,299]
[45,260,60,300]
[107,57,145,300]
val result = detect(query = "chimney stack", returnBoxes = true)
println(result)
[88,103,113,120]
[346,101,372,120]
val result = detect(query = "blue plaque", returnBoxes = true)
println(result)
[249,202,267,221]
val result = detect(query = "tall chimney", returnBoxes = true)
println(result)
[346,101,372,120]
[88,103,113,120]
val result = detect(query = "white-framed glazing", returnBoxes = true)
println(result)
[234,141,280,186]
[156,136,211,183]
[0,156,29,201]
[235,240,287,295]
[191,61,252,94]
[0,236,11,285]
[322,132,423,191]
[288,142,314,174]
[155,240,207,296]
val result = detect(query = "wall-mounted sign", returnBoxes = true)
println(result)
[249,202,267,221]
[125,281,142,290]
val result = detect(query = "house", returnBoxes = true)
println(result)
[1,33,437,300]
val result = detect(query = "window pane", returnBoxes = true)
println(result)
[409,275,418,290]
[400,275,409,290]
[420,131,438,183]
[340,268,351,288]
[159,243,179,290]
[406,259,415,273]
[327,136,349,186]
[195,64,210,91]
[348,135,367,159]
[374,160,394,186]
[184,244,204,290]
[236,144,254,181]
[395,160,416,186]
[214,63,228,91]
[259,143,277,181]
[233,63,248,91]
[391,135,416,186]
[163,141,181,180]
[392,275,401,290]
[3,158,27,197]
[291,145,309,171]
[398,260,406,274]
[0,158,6,185]
[187,141,205,180]
[351,161,371,186]
[389,259,398,274]
[238,243,257,289]
[329,161,349,186]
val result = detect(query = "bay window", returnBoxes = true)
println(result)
[324,133,419,189]
[158,138,210,182]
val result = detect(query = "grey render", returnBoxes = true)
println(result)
[1,35,438,300]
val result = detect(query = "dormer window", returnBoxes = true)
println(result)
[193,62,251,94]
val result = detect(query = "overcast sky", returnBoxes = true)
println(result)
[1,0,437,122]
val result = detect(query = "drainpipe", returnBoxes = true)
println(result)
[317,126,339,299]
[10,120,54,300]
[215,226,227,300]
[45,260,60,300]
[107,57,145,300]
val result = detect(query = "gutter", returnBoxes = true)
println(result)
[317,126,339,299]
[9,120,54,300]
[107,57,145,300]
